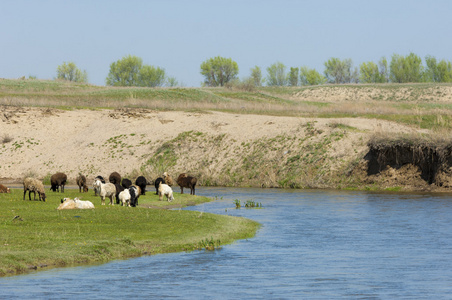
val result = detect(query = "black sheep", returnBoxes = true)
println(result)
[135,176,148,195]
[121,178,132,189]
[114,184,125,205]
[154,177,164,195]
[109,172,121,185]
[50,172,67,192]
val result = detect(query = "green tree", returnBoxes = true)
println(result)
[166,76,179,87]
[288,67,299,86]
[359,62,380,83]
[200,56,239,87]
[106,55,143,86]
[424,55,452,82]
[436,60,452,82]
[56,62,88,83]
[324,58,358,84]
[250,66,262,87]
[266,62,287,86]
[138,65,166,87]
[299,66,326,86]
[378,57,389,83]
[389,53,423,83]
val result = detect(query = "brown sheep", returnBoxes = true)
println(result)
[109,172,121,185]
[176,173,197,195]
[50,172,67,192]
[0,183,11,193]
[76,173,89,193]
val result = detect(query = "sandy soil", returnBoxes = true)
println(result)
[0,106,425,186]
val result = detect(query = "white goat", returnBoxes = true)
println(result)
[158,182,174,202]
[94,179,116,205]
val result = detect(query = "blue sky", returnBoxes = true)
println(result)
[1,0,451,87]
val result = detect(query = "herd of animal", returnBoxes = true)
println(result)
[0,171,198,210]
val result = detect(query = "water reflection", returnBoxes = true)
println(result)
[1,188,452,299]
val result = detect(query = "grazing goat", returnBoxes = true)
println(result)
[121,178,132,189]
[0,184,10,193]
[23,177,46,201]
[109,171,121,185]
[158,182,174,202]
[57,198,94,210]
[76,173,89,193]
[176,173,197,195]
[163,172,173,186]
[129,185,141,207]
[93,175,106,196]
[50,172,67,192]
[135,176,149,195]
[154,177,164,195]
[118,189,131,207]
[93,179,116,205]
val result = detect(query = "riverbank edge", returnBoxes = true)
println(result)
[0,190,261,278]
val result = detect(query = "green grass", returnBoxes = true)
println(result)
[0,188,260,276]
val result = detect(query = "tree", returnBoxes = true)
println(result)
[378,57,389,83]
[250,66,262,87]
[138,65,166,87]
[266,62,287,86]
[106,55,142,86]
[200,56,239,87]
[359,62,380,83]
[288,67,299,86]
[166,76,180,87]
[424,55,452,83]
[436,60,452,82]
[56,62,88,83]
[324,58,358,84]
[389,53,423,83]
[299,66,326,86]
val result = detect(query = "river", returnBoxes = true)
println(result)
[1,187,452,299]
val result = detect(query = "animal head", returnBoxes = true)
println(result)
[83,185,89,192]
[93,179,102,187]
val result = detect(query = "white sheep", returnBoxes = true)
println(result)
[118,189,131,207]
[94,178,116,205]
[57,197,95,210]
[23,177,46,201]
[158,182,174,202]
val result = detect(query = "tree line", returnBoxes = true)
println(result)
[55,53,452,87]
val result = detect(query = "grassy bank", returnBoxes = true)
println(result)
[0,188,260,277]
[2,79,452,129]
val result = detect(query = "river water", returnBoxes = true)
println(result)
[1,187,452,299]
